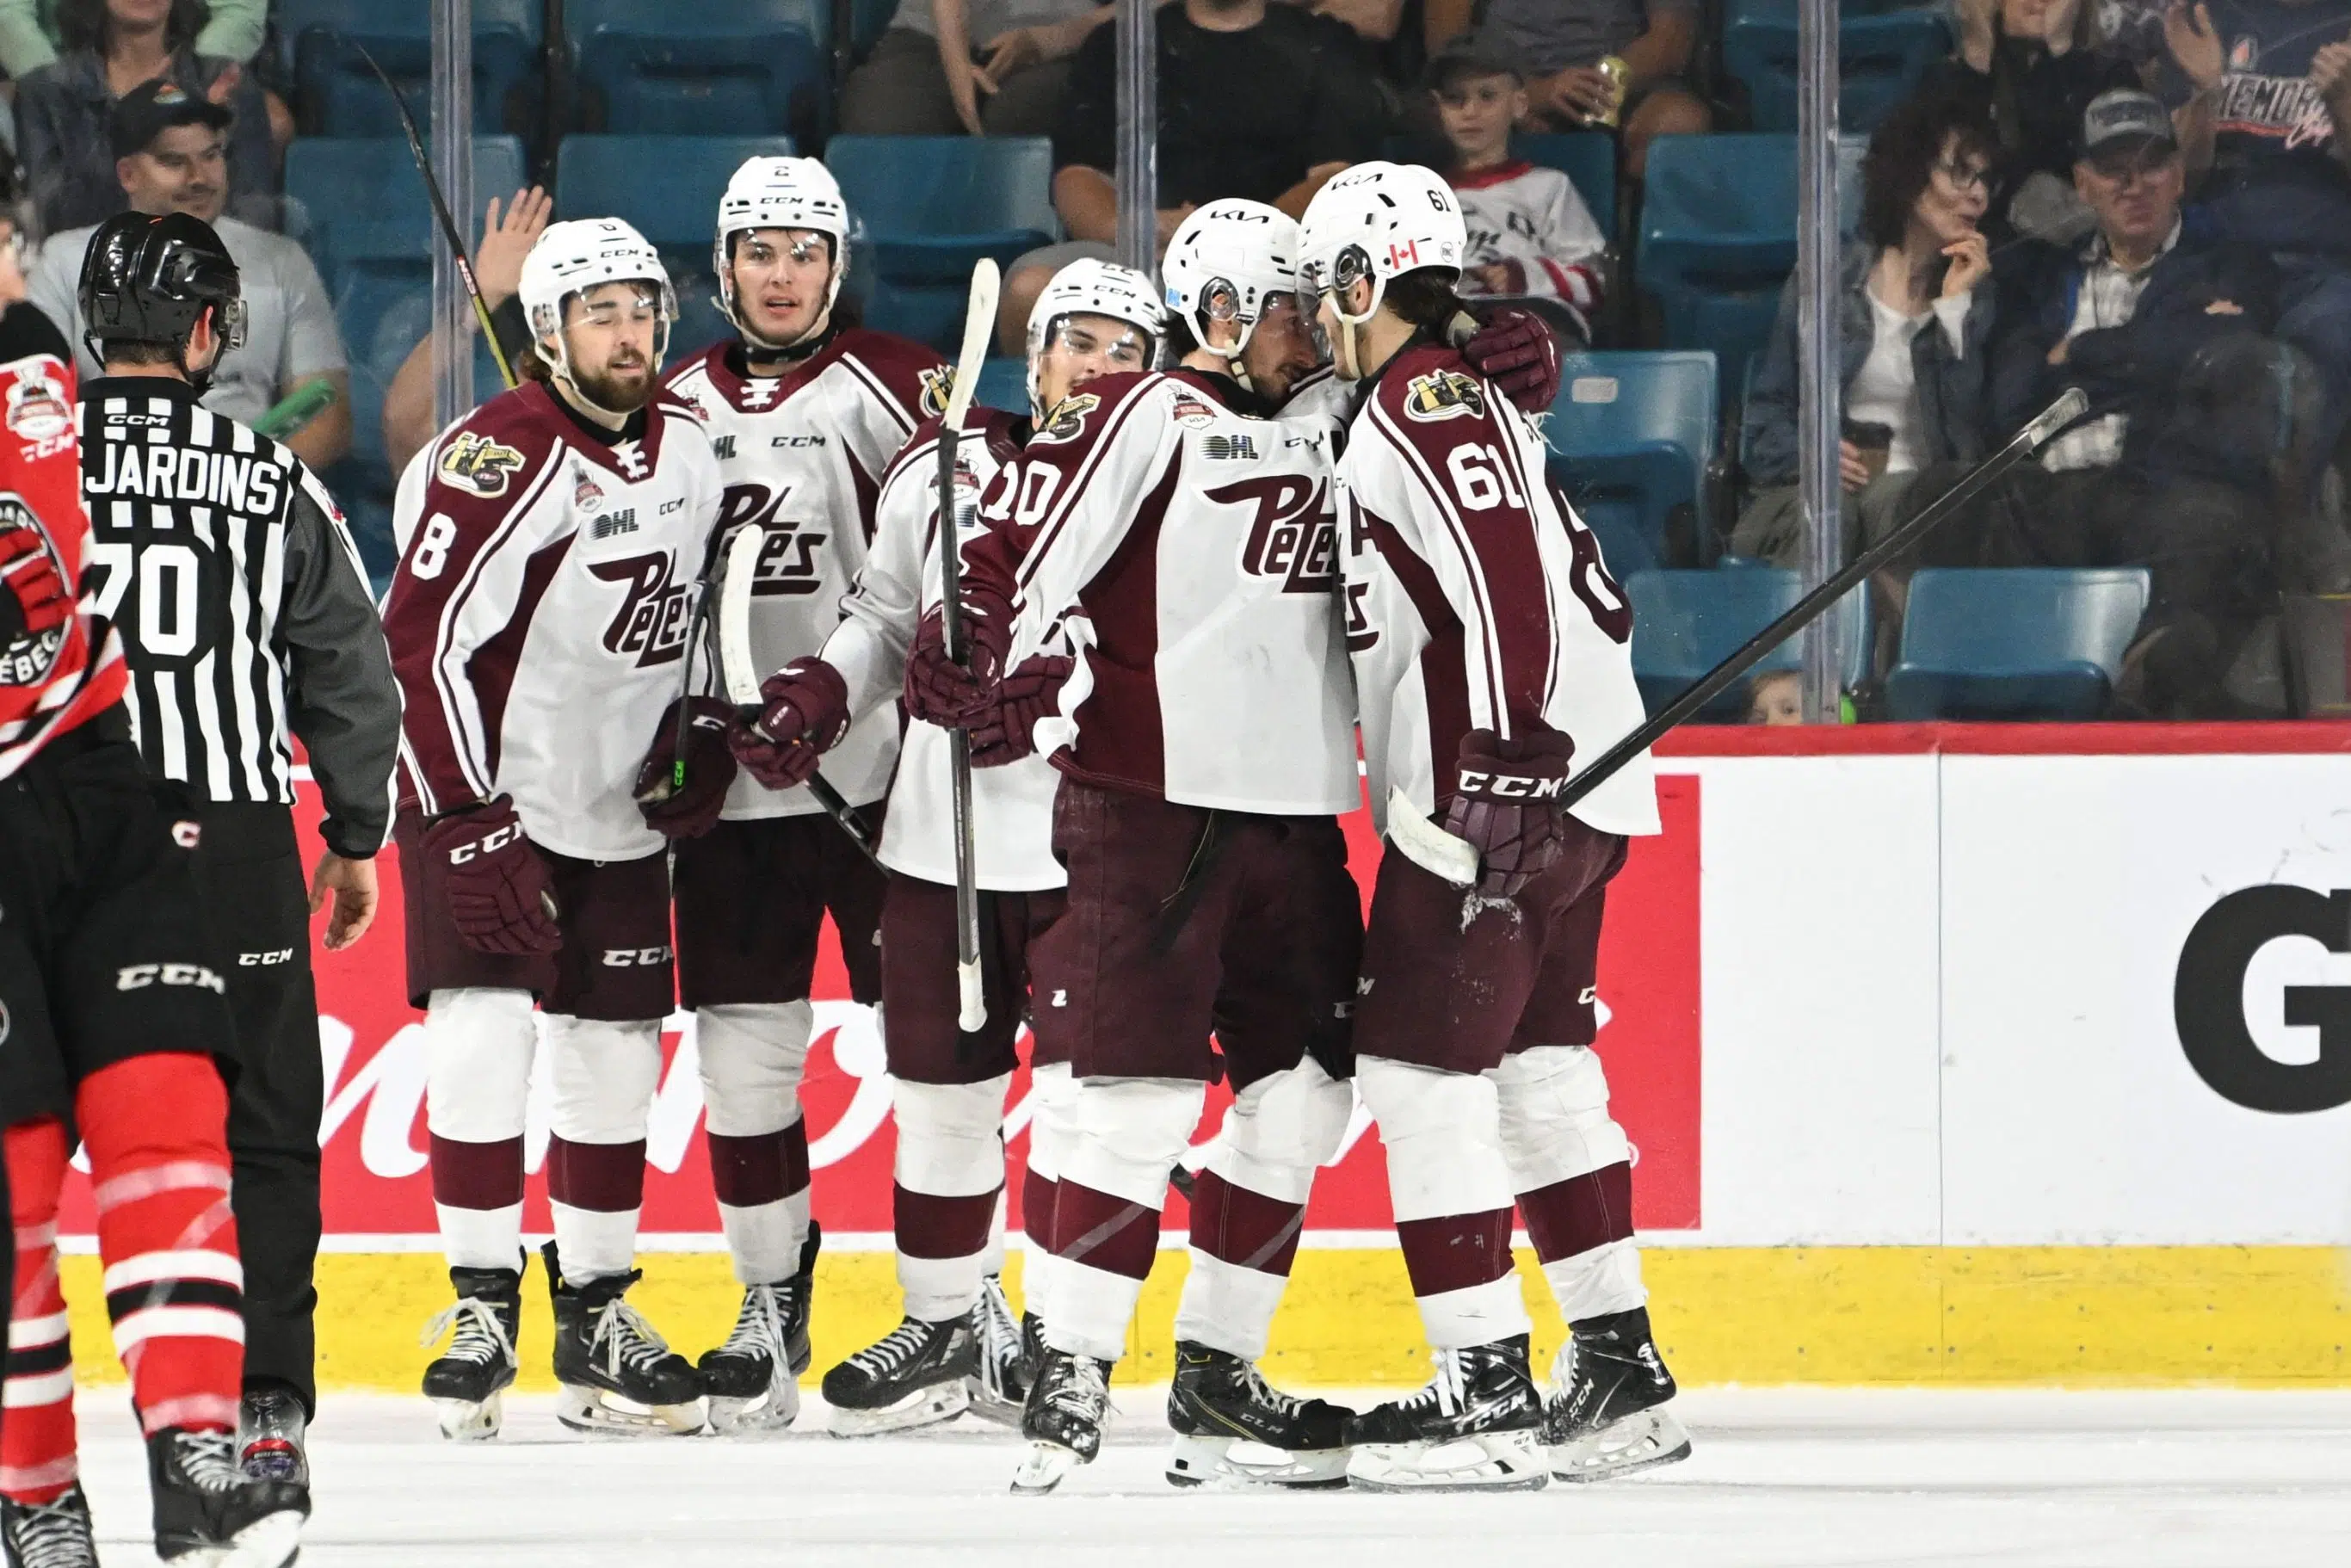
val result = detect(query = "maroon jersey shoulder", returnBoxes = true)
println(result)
[421,381,571,515]
[1367,342,1499,443]
[1021,369,1168,464]
[836,327,952,420]
[660,337,730,394]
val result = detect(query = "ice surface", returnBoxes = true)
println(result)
[58,1388,2351,1566]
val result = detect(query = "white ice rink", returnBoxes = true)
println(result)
[56,1388,2351,1567]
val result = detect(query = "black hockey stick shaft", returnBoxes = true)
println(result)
[1556,387,2090,814]
[353,43,518,391]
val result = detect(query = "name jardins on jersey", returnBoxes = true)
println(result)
[86,430,287,515]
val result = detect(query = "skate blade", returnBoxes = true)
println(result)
[708,1378,804,1435]
[174,1507,304,1568]
[1166,1434,1351,1491]
[1549,1405,1692,1482]
[1009,1440,1085,1495]
[827,1379,971,1437]
[961,1375,1027,1429]
[1346,1430,1549,1493]
[432,1392,503,1441]
[555,1386,707,1436]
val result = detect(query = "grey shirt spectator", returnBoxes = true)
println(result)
[0,0,265,76]
[15,50,275,233]
[29,214,346,434]
[1475,0,1692,74]
[841,0,1105,137]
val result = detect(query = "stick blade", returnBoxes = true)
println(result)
[715,524,767,708]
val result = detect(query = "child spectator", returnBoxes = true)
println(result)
[1430,40,1607,346]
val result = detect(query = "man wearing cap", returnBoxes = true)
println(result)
[25,79,351,470]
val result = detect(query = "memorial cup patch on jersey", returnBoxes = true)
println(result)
[0,497,67,688]
[5,365,71,443]
[1403,368,1486,422]
[1034,393,1100,444]
[918,367,953,419]
[439,432,528,497]
[1170,395,1217,429]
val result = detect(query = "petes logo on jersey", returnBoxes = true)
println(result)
[1215,474,1337,595]
[590,552,693,666]
[1403,369,1486,422]
[439,432,528,497]
[1033,392,1100,445]
[919,367,953,419]
[0,497,67,688]
[713,485,828,596]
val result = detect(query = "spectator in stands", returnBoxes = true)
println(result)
[1746,670,1803,723]
[1430,40,1607,347]
[1456,0,1710,179]
[997,0,1388,349]
[1734,90,1996,567]
[381,187,554,478]
[13,0,281,235]
[841,0,1109,138]
[1928,0,2136,244]
[2163,0,2351,485]
[0,0,265,73]
[28,80,349,469]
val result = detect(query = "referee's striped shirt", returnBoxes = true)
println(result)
[77,377,399,858]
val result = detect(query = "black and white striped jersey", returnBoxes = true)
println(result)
[76,376,400,858]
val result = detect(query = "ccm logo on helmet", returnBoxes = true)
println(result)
[602,947,672,967]
[449,824,527,864]
[1458,770,1567,800]
[116,962,227,994]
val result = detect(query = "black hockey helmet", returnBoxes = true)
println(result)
[77,211,245,373]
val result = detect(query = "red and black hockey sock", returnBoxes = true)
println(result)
[546,1137,647,1281]
[1518,1160,1634,1267]
[1047,1180,1165,1359]
[1170,1169,1308,1361]
[892,1182,1000,1323]
[3,1118,78,1503]
[707,1120,811,1285]
[77,1053,245,1437]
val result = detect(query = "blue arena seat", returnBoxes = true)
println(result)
[1512,132,1618,244]
[1885,568,2151,719]
[1548,351,1718,570]
[280,0,540,140]
[1723,4,1955,134]
[556,134,799,361]
[1638,135,1797,400]
[567,0,827,136]
[824,136,1057,284]
[975,357,1029,414]
[286,135,528,287]
[1626,567,1803,717]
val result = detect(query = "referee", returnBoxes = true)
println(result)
[74,211,399,1485]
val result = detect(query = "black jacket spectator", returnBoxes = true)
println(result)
[15,49,274,234]
[1925,34,2133,244]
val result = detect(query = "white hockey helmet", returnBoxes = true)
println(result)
[1024,256,1165,417]
[713,155,851,349]
[519,217,677,401]
[1298,162,1466,375]
[1160,199,1301,372]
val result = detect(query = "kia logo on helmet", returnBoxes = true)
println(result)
[2174,886,2351,1113]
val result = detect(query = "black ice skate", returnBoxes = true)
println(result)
[146,1426,308,1568]
[965,1275,1031,1427]
[418,1264,522,1441]
[1009,1346,1112,1495]
[1342,1336,1548,1492]
[2,1484,98,1568]
[238,1386,308,1487]
[1544,1306,1692,1481]
[546,1244,707,1436]
[1164,1341,1353,1489]
[699,1223,823,1435]
[822,1313,978,1436]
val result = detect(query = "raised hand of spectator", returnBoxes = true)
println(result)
[1956,0,1998,71]
[2164,1,2225,90]
[1537,66,1617,126]
[476,188,552,308]
[206,62,242,106]
[2312,40,2351,108]
[1941,231,1991,298]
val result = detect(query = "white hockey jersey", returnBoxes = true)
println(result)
[1337,342,1657,838]
[663,329,948,819]
[383,380,722,861]
[965,370,1357,817]
[822,407,1065,892]
[1451,161,1606,335]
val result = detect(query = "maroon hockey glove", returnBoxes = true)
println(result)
[903,585,1013,729]
[970,653,1073,768]
[725,657,850,792]
[634,696,739,838]
[0,522,71,645]
[1461,306,1563,415]
[420,795,564,956]
[1442,728,1577,900]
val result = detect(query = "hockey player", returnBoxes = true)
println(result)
[655,157,948,1431]
[737,258,1163,1436]
[384,218,722,1439]
[0,320,309,1565]
[1299,160,1688,1491]
[68,212,402,1492]
[904,269,1368,1497]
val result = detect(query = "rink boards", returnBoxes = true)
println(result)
[52,722,2351,1387]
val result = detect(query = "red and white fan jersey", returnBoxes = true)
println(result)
[383,380,722,861]
[822,407,1064,892]
[663,329,947,820]
[965,370,1357,817]
[1338,343,1657,838]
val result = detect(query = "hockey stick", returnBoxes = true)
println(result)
[938,259,1002,1034]
[353,43,518,391]
[713,524,882,865]
[1552,386,2092,818]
